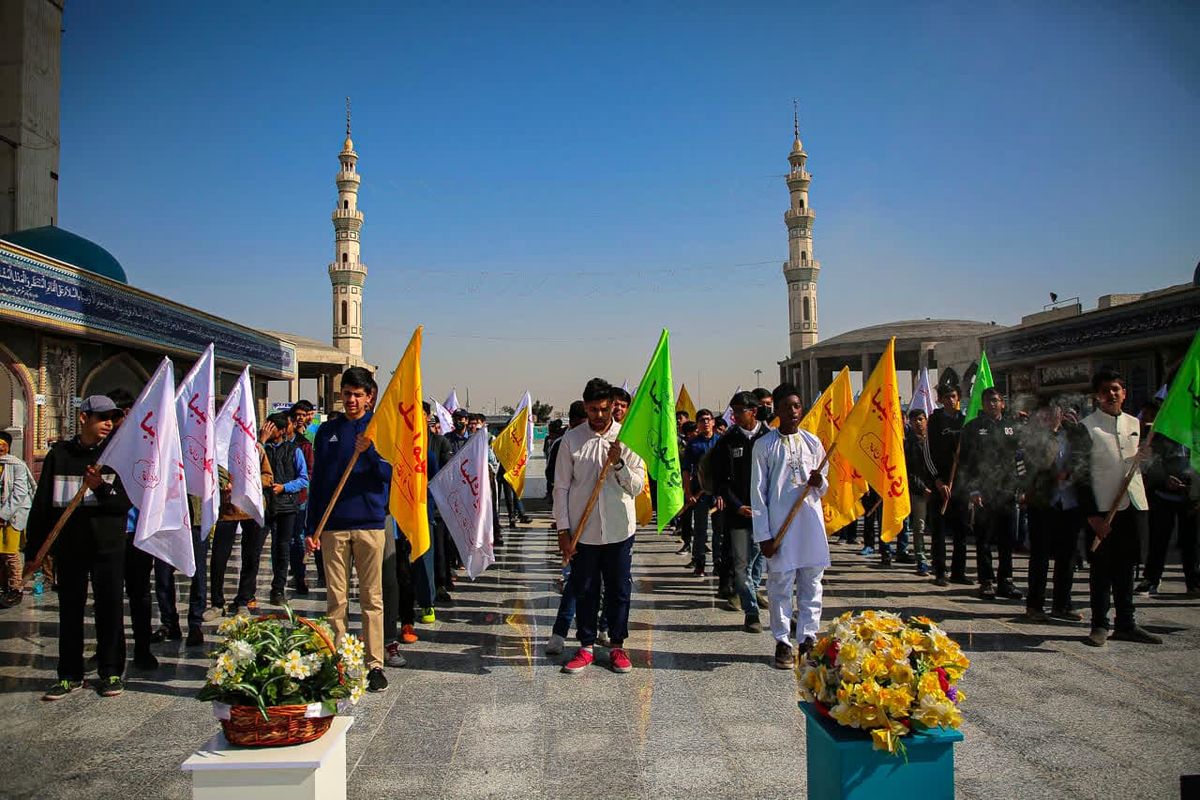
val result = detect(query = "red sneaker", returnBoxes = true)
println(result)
[609,647,632,673]
[400,624,418,644]
[563,648,595,674]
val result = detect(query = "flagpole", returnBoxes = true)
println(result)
[567,460,614,554]
[23,484,88,578]
[770,443,835,551]
[306,451,362,550]
[1089,431,1153,553]
[939,438,962,515]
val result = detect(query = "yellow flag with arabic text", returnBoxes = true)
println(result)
[365,326,430,560]
[492,404,531,498]
[801,366,867,533]
[838,338,910,542]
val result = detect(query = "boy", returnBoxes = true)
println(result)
[0,432,34,607]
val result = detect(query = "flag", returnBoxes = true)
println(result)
[676,383,698,420]
[430,397,455,437]
[99,358,194,575]
[512,390,534,451]
[1152,329,1200,471]
[838,338,910,542]
[619,329,684,532]
[444,388,460,412]
[366,326,430,560]
[429,430,494,578]
[214,367,265,526]
[721,385,741,428]
[800,367,866,532]
[174,343,218,539]
[910,367,936,417]
[634,464,653,525]
[492,393,531,497]
[963,351,993,423]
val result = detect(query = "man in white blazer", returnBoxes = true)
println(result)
[1079,369,1161,647]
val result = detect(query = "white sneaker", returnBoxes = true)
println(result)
[545,633,565,655]
[385,641,407,668]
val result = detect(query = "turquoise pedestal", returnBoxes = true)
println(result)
[800,703,962,800]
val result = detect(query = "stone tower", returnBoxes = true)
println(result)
[783,107,818,357]
[329,98,366,356]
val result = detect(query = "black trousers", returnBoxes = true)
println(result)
[59,545,125,681]
[931,496,969,579]
[124,541,154,650]
[1090,508,1142,630]
[153,527,209,631]
[382,534,416,642]
[433,518,454,592]
[975,501,1015,587]
[1144,499,1199,589]
[263,513,295,592]
[1027,506,1081,612]
[575,535,634,647]
[209,519,266,606]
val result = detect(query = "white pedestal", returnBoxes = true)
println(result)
[181,716,353,800]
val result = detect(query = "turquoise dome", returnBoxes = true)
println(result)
[1,225,128,284]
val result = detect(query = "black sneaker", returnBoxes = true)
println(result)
[1133,581,1157,597]
[773,641,794,670]
[0,589,23,608]
[1110,625,1163,644]
[979,583,996,600]
[97,676,124,697]
[292,579,310,596]
[42,679,85,701]
[744,615,763,633]
[269,589,286,606]
[150,624,182,644]
[798,636,816,657]
[932,576,950,587]
[950,574,975,585]
[997,583,1024,601]
[186,628,205,648]
[367,667,389,693]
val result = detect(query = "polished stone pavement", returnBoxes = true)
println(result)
[1,507,1198,799]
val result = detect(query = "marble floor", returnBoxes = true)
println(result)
[0,512,1197,799]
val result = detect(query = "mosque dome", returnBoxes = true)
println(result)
[0,225,128,284]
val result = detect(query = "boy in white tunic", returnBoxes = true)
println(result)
[752,383,829,670]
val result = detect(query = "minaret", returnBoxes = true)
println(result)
[783,104,819,357]
[329,97,367,356]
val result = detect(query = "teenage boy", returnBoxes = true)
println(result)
[752,384,828,670]
[683,409,720,577]
[306,367,392,691]
[903,408,936,577]
[0,431,34,607]
[258,413,308,606]
[928,383,970,586]
[26,396,131,699]
[288,401,318,593]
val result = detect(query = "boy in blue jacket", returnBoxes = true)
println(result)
[305,367,392,693]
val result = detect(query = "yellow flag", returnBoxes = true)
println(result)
[492,404,530,497]
[364,326,430,560]
[676,383,697,420]
[635,464,653,525]
[801,366,866,533]
[838,338,910,542]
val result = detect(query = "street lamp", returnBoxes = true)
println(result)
[754,369,762,388]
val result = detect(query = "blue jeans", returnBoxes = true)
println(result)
[730,527,760,616]
[690,496,715,571]
[153,527,209,631]
[575,536,634,647]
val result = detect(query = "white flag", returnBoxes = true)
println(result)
[722,385,742,428]
[444,388,460,412]
[214,367,264,526]
[429,430,494,579]
[175,344,218,540]
[98,358,195,575]
[430,397,455,437]
[513,390,533,450]
[912,367,936,417]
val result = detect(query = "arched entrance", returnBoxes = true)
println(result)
[79,354,149,402]
[0,346,35,465]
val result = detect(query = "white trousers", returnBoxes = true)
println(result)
[767,566,824,644]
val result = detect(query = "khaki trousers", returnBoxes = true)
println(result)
[320,527,386,670]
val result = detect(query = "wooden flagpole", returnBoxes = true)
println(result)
[23,484,88,578]
[306,450,361,552]
[1089,431,1152,552]
[770,443,835,551]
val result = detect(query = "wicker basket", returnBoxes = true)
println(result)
[221,703,333,747]
[217,614,343,748]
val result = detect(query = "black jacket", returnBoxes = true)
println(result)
[960,413,1023,503]
[264,439,300,517]
[709,423,770,530]
[1019,421,1091,510]
[926,407,963,484]
[25,436,132,558]
[904,433,937,496]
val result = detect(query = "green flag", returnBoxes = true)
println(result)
[1152,328,1200,472]
[964,350,994,423]
[618,329,684,532]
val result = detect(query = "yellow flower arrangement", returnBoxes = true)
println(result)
[798,610,969,755]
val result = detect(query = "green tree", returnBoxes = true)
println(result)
[531,400,554,423]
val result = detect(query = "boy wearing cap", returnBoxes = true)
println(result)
[26,396,133,700]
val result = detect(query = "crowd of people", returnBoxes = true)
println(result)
[0,363,1194,700]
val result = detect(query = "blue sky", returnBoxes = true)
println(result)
[58,2,1199,412]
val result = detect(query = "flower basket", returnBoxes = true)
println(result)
[197,608,367,748]
[220,703,333,748]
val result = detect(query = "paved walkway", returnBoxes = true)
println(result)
[1,506,1198,799]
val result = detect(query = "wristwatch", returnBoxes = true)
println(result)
[614,459,625,471]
